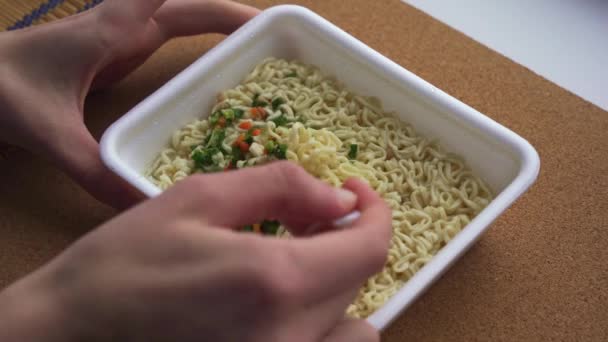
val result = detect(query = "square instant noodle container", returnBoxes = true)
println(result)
[100,5,540,330]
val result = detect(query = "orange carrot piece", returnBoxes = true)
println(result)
[238,142,250,153]
[250,107,267,119]
[233,134,245,146]
[217,116,226,127]
[238,121,252,130]
[253,224,262,233]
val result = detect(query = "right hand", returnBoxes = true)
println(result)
[0,162,392,342]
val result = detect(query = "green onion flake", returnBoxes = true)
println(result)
[275,144,288,160]
[261,220,280,235]
[231,147,245,163]
[272,98,285,111]
[252,93,267,107]
[209,111,221,126]
[193,127,227,172]
[206,128,225,148]
[271,115,289,127]
[220,109,235,121]
[265,140,277,154]
[244,130,254,145]
[210,108,242,127]
[348,144,358,160]
[233,108,244,119]
[192,147,220,170]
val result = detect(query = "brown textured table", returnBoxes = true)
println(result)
[1,1,607,341]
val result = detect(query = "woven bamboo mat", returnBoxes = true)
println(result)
[0,0,102,31]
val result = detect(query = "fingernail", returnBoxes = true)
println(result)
[336,188,357,209]
[332,211,361,228]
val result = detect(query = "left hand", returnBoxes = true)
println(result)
[0,0,260,209]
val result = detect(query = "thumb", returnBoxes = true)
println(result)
[99,0,169,23]
[323,319,380,342]
[50,122,143,210]
[154,0,261,37]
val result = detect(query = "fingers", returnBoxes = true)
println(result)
[295,287,360,340]
[167,161,357,230]
[89,23,166,90]
[154,0,261,38]
[90,0,260,89]
[284,178,392,300]
[101,0,169,23]
[51,122,144,210]
[323,319,380,342]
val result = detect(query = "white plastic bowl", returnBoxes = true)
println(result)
[100,5,540,330]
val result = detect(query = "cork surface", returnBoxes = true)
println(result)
[1,0,607,340]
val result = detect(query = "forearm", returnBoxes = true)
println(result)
[0,273,72,341]
[0,30,77,340]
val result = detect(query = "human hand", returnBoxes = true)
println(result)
[0,162,392,341]
[0,0,259,209]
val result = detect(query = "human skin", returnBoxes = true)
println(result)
[0,1,393,340]
[0,163,392,341]
[0,0,261,209]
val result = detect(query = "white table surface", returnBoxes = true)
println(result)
[403,0,608,111]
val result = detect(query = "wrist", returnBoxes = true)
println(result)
[0,270,75,341]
